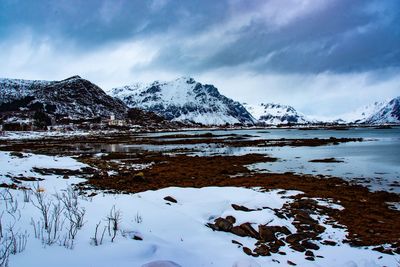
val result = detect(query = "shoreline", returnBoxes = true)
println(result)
[1,129,399,259]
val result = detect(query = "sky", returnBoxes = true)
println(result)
[0,0,399,119]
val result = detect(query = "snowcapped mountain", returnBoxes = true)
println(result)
[243,103,312,125]
[0,76,127,119]
[342,100,388,123]
[109,77,256,125]
[363,97,400,124]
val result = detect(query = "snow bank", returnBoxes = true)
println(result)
[0,151,396,267]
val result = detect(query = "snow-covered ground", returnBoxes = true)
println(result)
[0,129,131,140]
[0,151,397,267]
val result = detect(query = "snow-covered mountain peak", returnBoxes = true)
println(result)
[363,96,400,124]
[61,75,82,81]
[243,102,312,125]
[110,78,256,125]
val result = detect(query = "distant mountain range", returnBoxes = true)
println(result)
[244,98,400,125]
[109,77,256,125]
[0,75,399,126]
[243,103,313,125]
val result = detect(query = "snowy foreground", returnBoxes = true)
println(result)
[0,152,397,267]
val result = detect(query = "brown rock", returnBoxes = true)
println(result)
[372,246,394,255]
[305,256,315,261]
[232,204,254,212]
[305,250,314,257]
[301,240,320,250]
[253,244,271,256]
[163,196,177,203]
[314,224,326,233]
[214,217,233,232]
[240,223,260,239]
[258,225,277,242]
[322,240,337,246]
[287,260,297,266]
[226,215,236,224]
[286,233,308,244]
[275,239,285,247]
[243,247,253,256]
[269,243,280,253]
[290,244,306,252]
[278,226,292,235]
[231,226,248,237]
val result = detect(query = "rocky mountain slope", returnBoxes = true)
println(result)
[338,101,388,123]
[109,77,256,125]
[0,76,127,119]
[244,103,312,125]
[362,97,400,124]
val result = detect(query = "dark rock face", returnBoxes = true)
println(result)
[0,76,127,119]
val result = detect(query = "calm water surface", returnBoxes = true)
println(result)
[127,127,400,193]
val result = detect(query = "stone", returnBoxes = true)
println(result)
[214,217,233,232]
[10,152,24,158]
[258,225,277,242]
[163,196,177,203]
[133,235,143,241]
[231,226,248,237]
[240,223,260,239]
[226,215,236,224]
[243,247,253,256]
[286,233,308,244]
[287,260,297,266]
[301,240,320,250]
[290,244,306,253]
[314,224,326,233]
[253,244,271,256]
[305,250,314,257]
[322,240,337,246]
[232,204,254,212]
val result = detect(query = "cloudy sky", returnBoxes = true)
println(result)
[1,0,399,119]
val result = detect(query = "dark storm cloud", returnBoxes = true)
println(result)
[145,0,400,73]
[0,0,399,73]
[0,0,229,47]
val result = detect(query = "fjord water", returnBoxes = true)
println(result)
[251,128,400,193]
[143,127,400,193]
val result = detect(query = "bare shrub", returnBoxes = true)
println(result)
[0,189,28,267]
[106,206,121,243]
[30,185,85,249]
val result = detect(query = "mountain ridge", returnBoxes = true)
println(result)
[0,76,127,119]
[243,103,312,125]
[109,77,256,126]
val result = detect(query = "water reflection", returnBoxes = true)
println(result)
[99,127,400,193]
